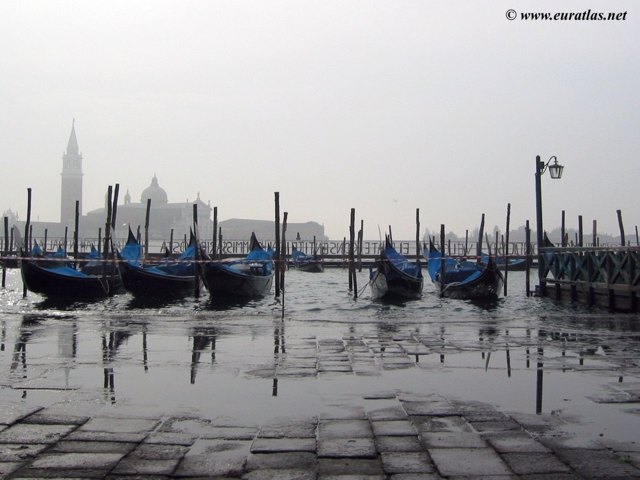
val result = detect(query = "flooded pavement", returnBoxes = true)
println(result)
[1,268,640,478]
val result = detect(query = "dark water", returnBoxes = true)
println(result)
[1,267,640,448]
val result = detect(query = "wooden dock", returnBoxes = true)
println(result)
[537,245,640,312]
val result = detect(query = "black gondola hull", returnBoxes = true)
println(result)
[20,260,121,299]
[295,261,324,273]
[203,265,273,299]
[119,261,199,298]
[433,266,504,300]
[370,260,423,301]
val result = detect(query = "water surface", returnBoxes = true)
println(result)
[1,267,639,448]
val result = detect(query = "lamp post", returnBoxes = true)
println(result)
[535,155,564,293]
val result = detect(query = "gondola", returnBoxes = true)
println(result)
[20,244,121,299]
[369,236,423,301]
[291,247,324,273]
[202,233,273,299]
[118,228,201,298]
[427,241,503,300]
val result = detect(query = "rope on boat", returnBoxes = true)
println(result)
[358,270,377,297]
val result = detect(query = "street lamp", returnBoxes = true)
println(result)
[535,155,564,293]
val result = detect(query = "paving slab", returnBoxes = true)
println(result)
[0,443,48,461]
[0,423,75,444]
[380,451,436,474]
[317,475,386,480]
[376,435,424,453]
[0,461,22,478]
[65,429,148,443]
[371,420,417,436]
[401,400,459,417]
[243,468,317,480]
[501,452,572,475]
[257,419,317,438]
[318,420,373,439]
[428,447,512,476]
[318,437,377,458]
[386,474,443,480]
[251,437,316,453]
[317,457,384,476]
[29,451,124,470]
[414,415,471,433]
[52,440,136,454]
[367,406,408,421]
[482,431,550,453]
[421,431,487,448]
[111,456,180,476]
[172,438,251,477]
[0,405,42,426]
[21,409,90,426]
[245,451,317,471]
[143,431,197,446]
[78,417,159,434]
[318,407,367,420]
[555,448,640,478]
[469,420,522,432]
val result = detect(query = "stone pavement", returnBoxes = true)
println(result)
[1,393,640,479]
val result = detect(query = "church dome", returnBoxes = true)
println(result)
[140,174,168,205]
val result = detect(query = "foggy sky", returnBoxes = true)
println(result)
[1,0,638,240]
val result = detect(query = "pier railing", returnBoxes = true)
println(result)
[539,245,640,312]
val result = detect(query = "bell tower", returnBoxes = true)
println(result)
[60,119,84,225]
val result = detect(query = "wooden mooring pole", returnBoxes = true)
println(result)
[144,199,151,263]
[111,184,120,232]
[617,209,626,246]
[23,188,32,298]
[578,215,583,247]
[504,203,511,296]
[2,216,8,288]
[73,201,80,265]
[212,206,218,260]
[439,224,445,297]
[476,214,485,260]
[525,220,531,296]
[349,208,357,299]
[102,186,113,288]
[281,212,288,318]
[415,208,421,270]
[357,219,363,272]
[274,192,281,297]
[193,203,200,298]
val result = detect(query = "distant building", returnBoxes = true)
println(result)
[218,218,327,242]
[60,120,83,225]
[11,121,326,248]
[84,174,213,240]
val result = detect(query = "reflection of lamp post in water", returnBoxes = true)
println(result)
[535,155,564,293]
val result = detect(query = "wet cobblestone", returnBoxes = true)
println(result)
[0,394,639,479]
